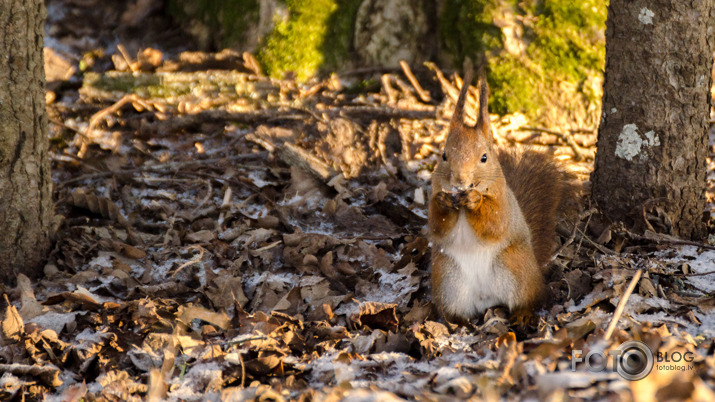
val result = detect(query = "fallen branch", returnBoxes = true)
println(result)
[518,126,590,161]
[141,106,436,135]
[81,70,280,102]
[246,130,337,182]
[576,226,616,255]
[424,62,458,102]
[400,60,431,103]
[79,94,154,157]
[627,231,715,251]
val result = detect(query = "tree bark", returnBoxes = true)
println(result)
[591,0,714,239]
[0,0,53,281]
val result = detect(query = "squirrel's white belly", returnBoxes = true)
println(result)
[438,212,517,317]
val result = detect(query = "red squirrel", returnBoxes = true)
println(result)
[428,68,577,324]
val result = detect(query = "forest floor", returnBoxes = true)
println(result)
[3,1,715,400]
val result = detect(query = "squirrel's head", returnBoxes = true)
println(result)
[439,68,503,193]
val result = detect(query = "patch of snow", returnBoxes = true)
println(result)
[153,258,182,280]
[334,300,359,317]
[299,275,325,287]
[367,269,419,307]
[659,246,715,293]
[308,351,435,395]
[87,380,103,394]
[631,312,689,328]
[295,220,337,236]
[43,371,79,402]
[567,292,598,312]
[243,271,299,296]
[130,263,146,278]
[246,169,275,188]
[278,194,304,206]
[28,312,77,334]
[167,361,223,401]
[87,254,113,269]
[694,311,715,337]
[622,294,671,313]
[437,332,484,354]
[242,202,269,219]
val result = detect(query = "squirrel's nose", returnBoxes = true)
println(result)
[450,173,471,192]
[449,181,469,193]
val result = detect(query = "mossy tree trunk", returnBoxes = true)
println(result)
[0,0,53,281]
[591,0,714,239]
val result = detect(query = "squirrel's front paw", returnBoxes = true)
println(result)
[434,191,460,210]
[461,189,483,211]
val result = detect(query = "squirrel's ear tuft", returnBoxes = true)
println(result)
[449,59,474,133]
[475,71,491,141]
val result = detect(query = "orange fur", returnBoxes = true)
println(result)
[428,194,459,237]
[463,181,508,243]
[497,149,579,267]
[498,240,544,310]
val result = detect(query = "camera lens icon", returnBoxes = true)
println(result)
[616,340,654,381]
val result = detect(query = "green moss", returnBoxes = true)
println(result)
[257,0,361,80]
[83,71,264,100]
[487,56,540,116]
[167,0,260,49]
[525,0,606,84]
[440,0,607,117]
[439,0,516,62]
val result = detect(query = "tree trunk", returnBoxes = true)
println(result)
[0,0,52,281]
[591,0,714,239]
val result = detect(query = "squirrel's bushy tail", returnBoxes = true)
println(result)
[498,149,580,267]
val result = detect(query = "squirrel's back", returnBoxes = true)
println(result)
[497,149,579,267]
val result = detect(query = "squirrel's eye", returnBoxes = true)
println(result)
[480,153,487,163]
[442,152,447,161]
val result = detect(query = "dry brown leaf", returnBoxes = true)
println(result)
[177,305,231,331]
[350,302,399,332]
[1,300,23,344]
[70,188,128,226]
[17,274,47,320]
[244,355,283,375]
[185,229,215,243]
[0,363,62,387]
[116,242,147,259]
[206,274,249,309]
[42,289,102,311]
